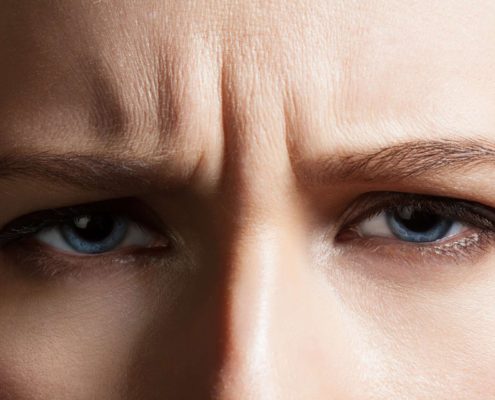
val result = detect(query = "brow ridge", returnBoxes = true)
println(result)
[0,152,169,193]
[297,138,495,184]
[0,139,493,194]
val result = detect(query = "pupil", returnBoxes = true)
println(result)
[394,210,441,233]
[70,215,115,242]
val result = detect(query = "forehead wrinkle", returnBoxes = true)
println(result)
[5,0,494,190]
[80,59,128,139]
[0,2,215,182]
[0,1,140,149]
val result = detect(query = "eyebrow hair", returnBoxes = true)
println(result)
[0,139,492,194]
[297,138,495,185]
[0,152,184,194]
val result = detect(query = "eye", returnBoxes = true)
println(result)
[357,207,465,243]
[36,214,155,255]
[0,199,170,256]
[339,192,495,245]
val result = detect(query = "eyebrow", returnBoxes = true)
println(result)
[0,152,185,194]
[0,139,493,194]
[296,138,495,185]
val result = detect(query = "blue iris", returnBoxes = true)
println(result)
[386,207,453,243]
[61,214,128,254]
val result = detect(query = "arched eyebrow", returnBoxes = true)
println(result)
[0,139,493,193]
[295,139,495,185]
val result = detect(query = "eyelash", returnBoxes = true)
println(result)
[0,200,178,278]
[0,199,168,248]
[1,193,494,268]
[336,192,495,258]
[340,192,495,232]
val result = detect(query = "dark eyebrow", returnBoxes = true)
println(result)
[0,152,186,193]
[0,139,492,194]
[296,139,495,185]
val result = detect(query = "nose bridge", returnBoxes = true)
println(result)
[213,136,312,397]
[212,199,353,399]
[215,208,303,398]
[211,63,313,397]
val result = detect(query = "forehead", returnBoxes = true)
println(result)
[1,1,495,162]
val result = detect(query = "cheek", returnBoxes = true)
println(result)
[329,257,495,398]
[309,239,495,398]
[0,270,164,399]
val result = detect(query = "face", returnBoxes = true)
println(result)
[1,0,495,398]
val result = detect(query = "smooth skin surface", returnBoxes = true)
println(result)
[1,0,495,399]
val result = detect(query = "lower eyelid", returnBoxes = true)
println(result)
[346,223,473,246]
[340,226,488,255]
[2,237,175,279]
[335,228,495,284]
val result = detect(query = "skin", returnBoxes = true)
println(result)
[0,0,495,398]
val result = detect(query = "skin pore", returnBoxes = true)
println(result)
[1,0,495,398]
